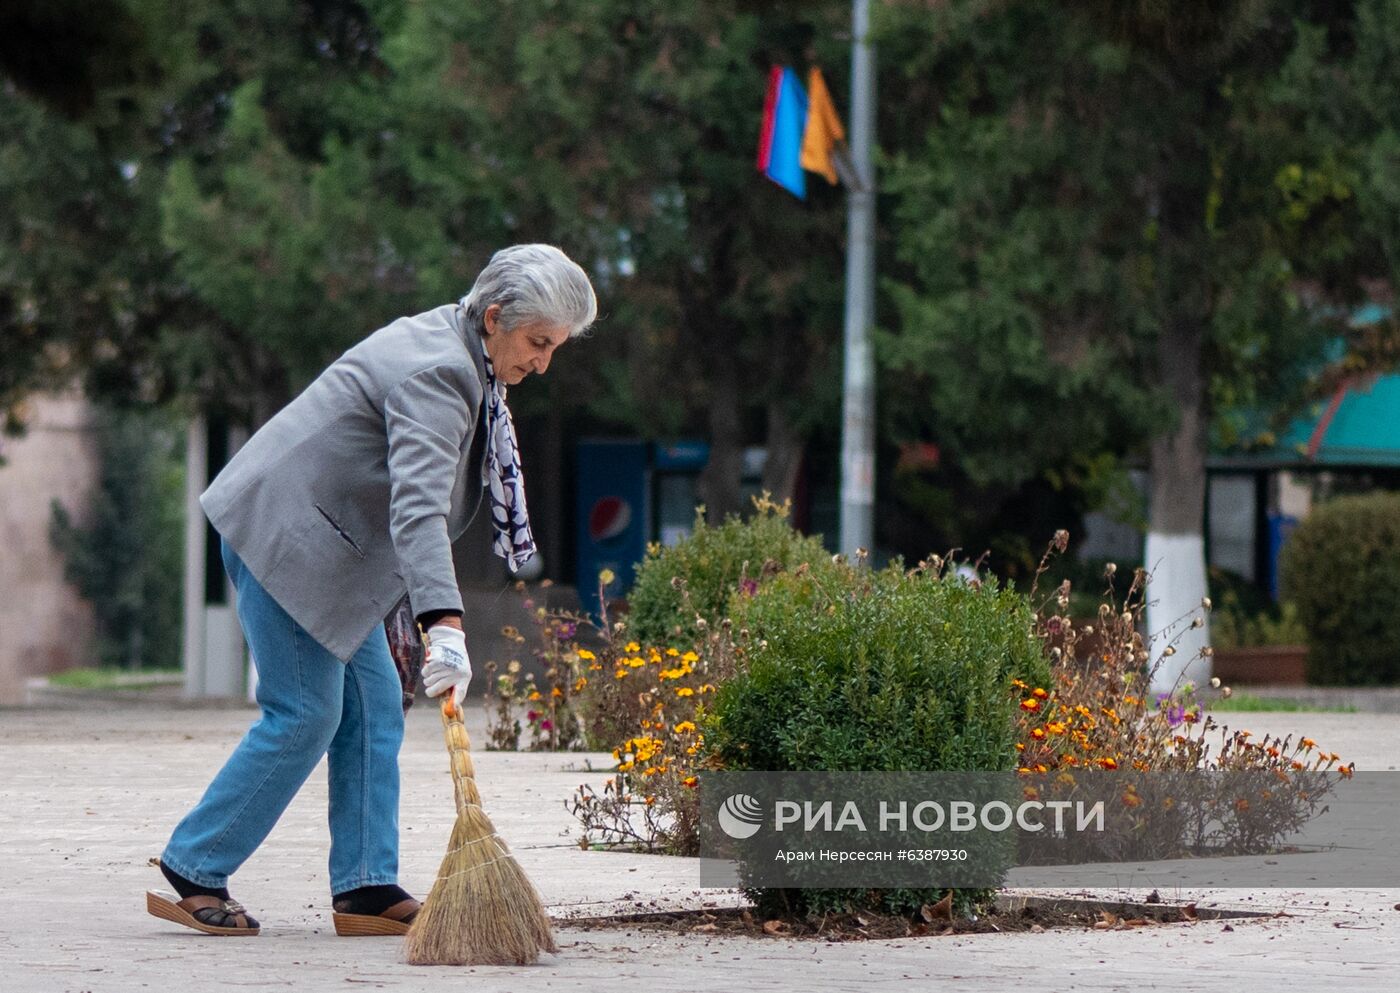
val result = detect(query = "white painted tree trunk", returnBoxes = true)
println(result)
[1145,531,1212,696]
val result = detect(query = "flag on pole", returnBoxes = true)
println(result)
[757,66,808,199]
[800,67,846,185]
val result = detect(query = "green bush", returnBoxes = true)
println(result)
[1280,492,1400,685]
[49,407,185,670]
[707,560,1051,919]
[623,496,835,647]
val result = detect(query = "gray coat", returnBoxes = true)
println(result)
[202,303,491,661]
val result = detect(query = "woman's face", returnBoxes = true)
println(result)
[481,304,571,386]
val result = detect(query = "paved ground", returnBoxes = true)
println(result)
[0,701,1396,992]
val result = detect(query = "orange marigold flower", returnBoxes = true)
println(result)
[1340,764,1354,779]
[1011,679,1029,690]
[527,691,542,702]
[552,686,563,698]
[682,776,699,788]
[1015,742,1026,752]
[1300,738,1317,751]
[1032,687,1048,699]
[1047,722,1067,734]
[1097,757,1118,770]
[574,677,588,692]
[1030,728,1046,740]
[1020,698,1041,712]
[1033,763,1049,773]
[1122,792,1142,808]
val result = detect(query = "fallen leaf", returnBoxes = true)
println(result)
[1181,903,1199,922]
[691,923,718,933]
[1030,924,1045,933]
[921,892,954,922]
[762,920,790,936]
[1098,911,1120,927]
[939,926,955,937]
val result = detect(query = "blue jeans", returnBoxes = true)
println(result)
[162,539,405,895]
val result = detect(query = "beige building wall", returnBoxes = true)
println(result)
[0,394,100,704]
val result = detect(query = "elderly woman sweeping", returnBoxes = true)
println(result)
[147,244,597,937]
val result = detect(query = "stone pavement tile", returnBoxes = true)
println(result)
[1,705,1398,992]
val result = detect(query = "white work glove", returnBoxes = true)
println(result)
[422,624,472,710]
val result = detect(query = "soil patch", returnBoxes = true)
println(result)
[565,893,1274,942]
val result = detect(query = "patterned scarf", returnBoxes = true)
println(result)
[481,351,537,572]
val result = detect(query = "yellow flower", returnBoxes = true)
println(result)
[674,721,697,734]
[599,568,616,585]
[1046,722,1067,735]
[1032,687,1048,699]
[551,686,563,698]
[627,656,646,668]
[574,677,588,692]
[577,649,596,661]
[588,662,603,671]
[1030,727,1046,740]
[527,691,542,702]
[682,776,699,788]
[624,641,640,653]
[617,760,634,771]
[666,647,680,657]
[614,669,627,679]
[682,651,699,663]
[699,683,716,694]
[676,687,695,697]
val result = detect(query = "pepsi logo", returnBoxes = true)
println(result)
[588,496,632,542]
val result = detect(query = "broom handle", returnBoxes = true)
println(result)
[439,698,484,817]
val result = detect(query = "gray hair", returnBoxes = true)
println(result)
[460,244,597,339]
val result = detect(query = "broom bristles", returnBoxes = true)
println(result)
[405,700,556,966]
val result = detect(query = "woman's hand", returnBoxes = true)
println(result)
[422,624,472,708]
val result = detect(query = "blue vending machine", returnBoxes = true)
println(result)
[576,440,650,616]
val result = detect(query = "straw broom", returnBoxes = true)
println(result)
[404,696,557,966]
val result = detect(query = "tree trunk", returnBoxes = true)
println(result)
[1146,310,1213,694]
[697,367,745,524]
[760,400,804,507]
[1145,132,1215,694]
